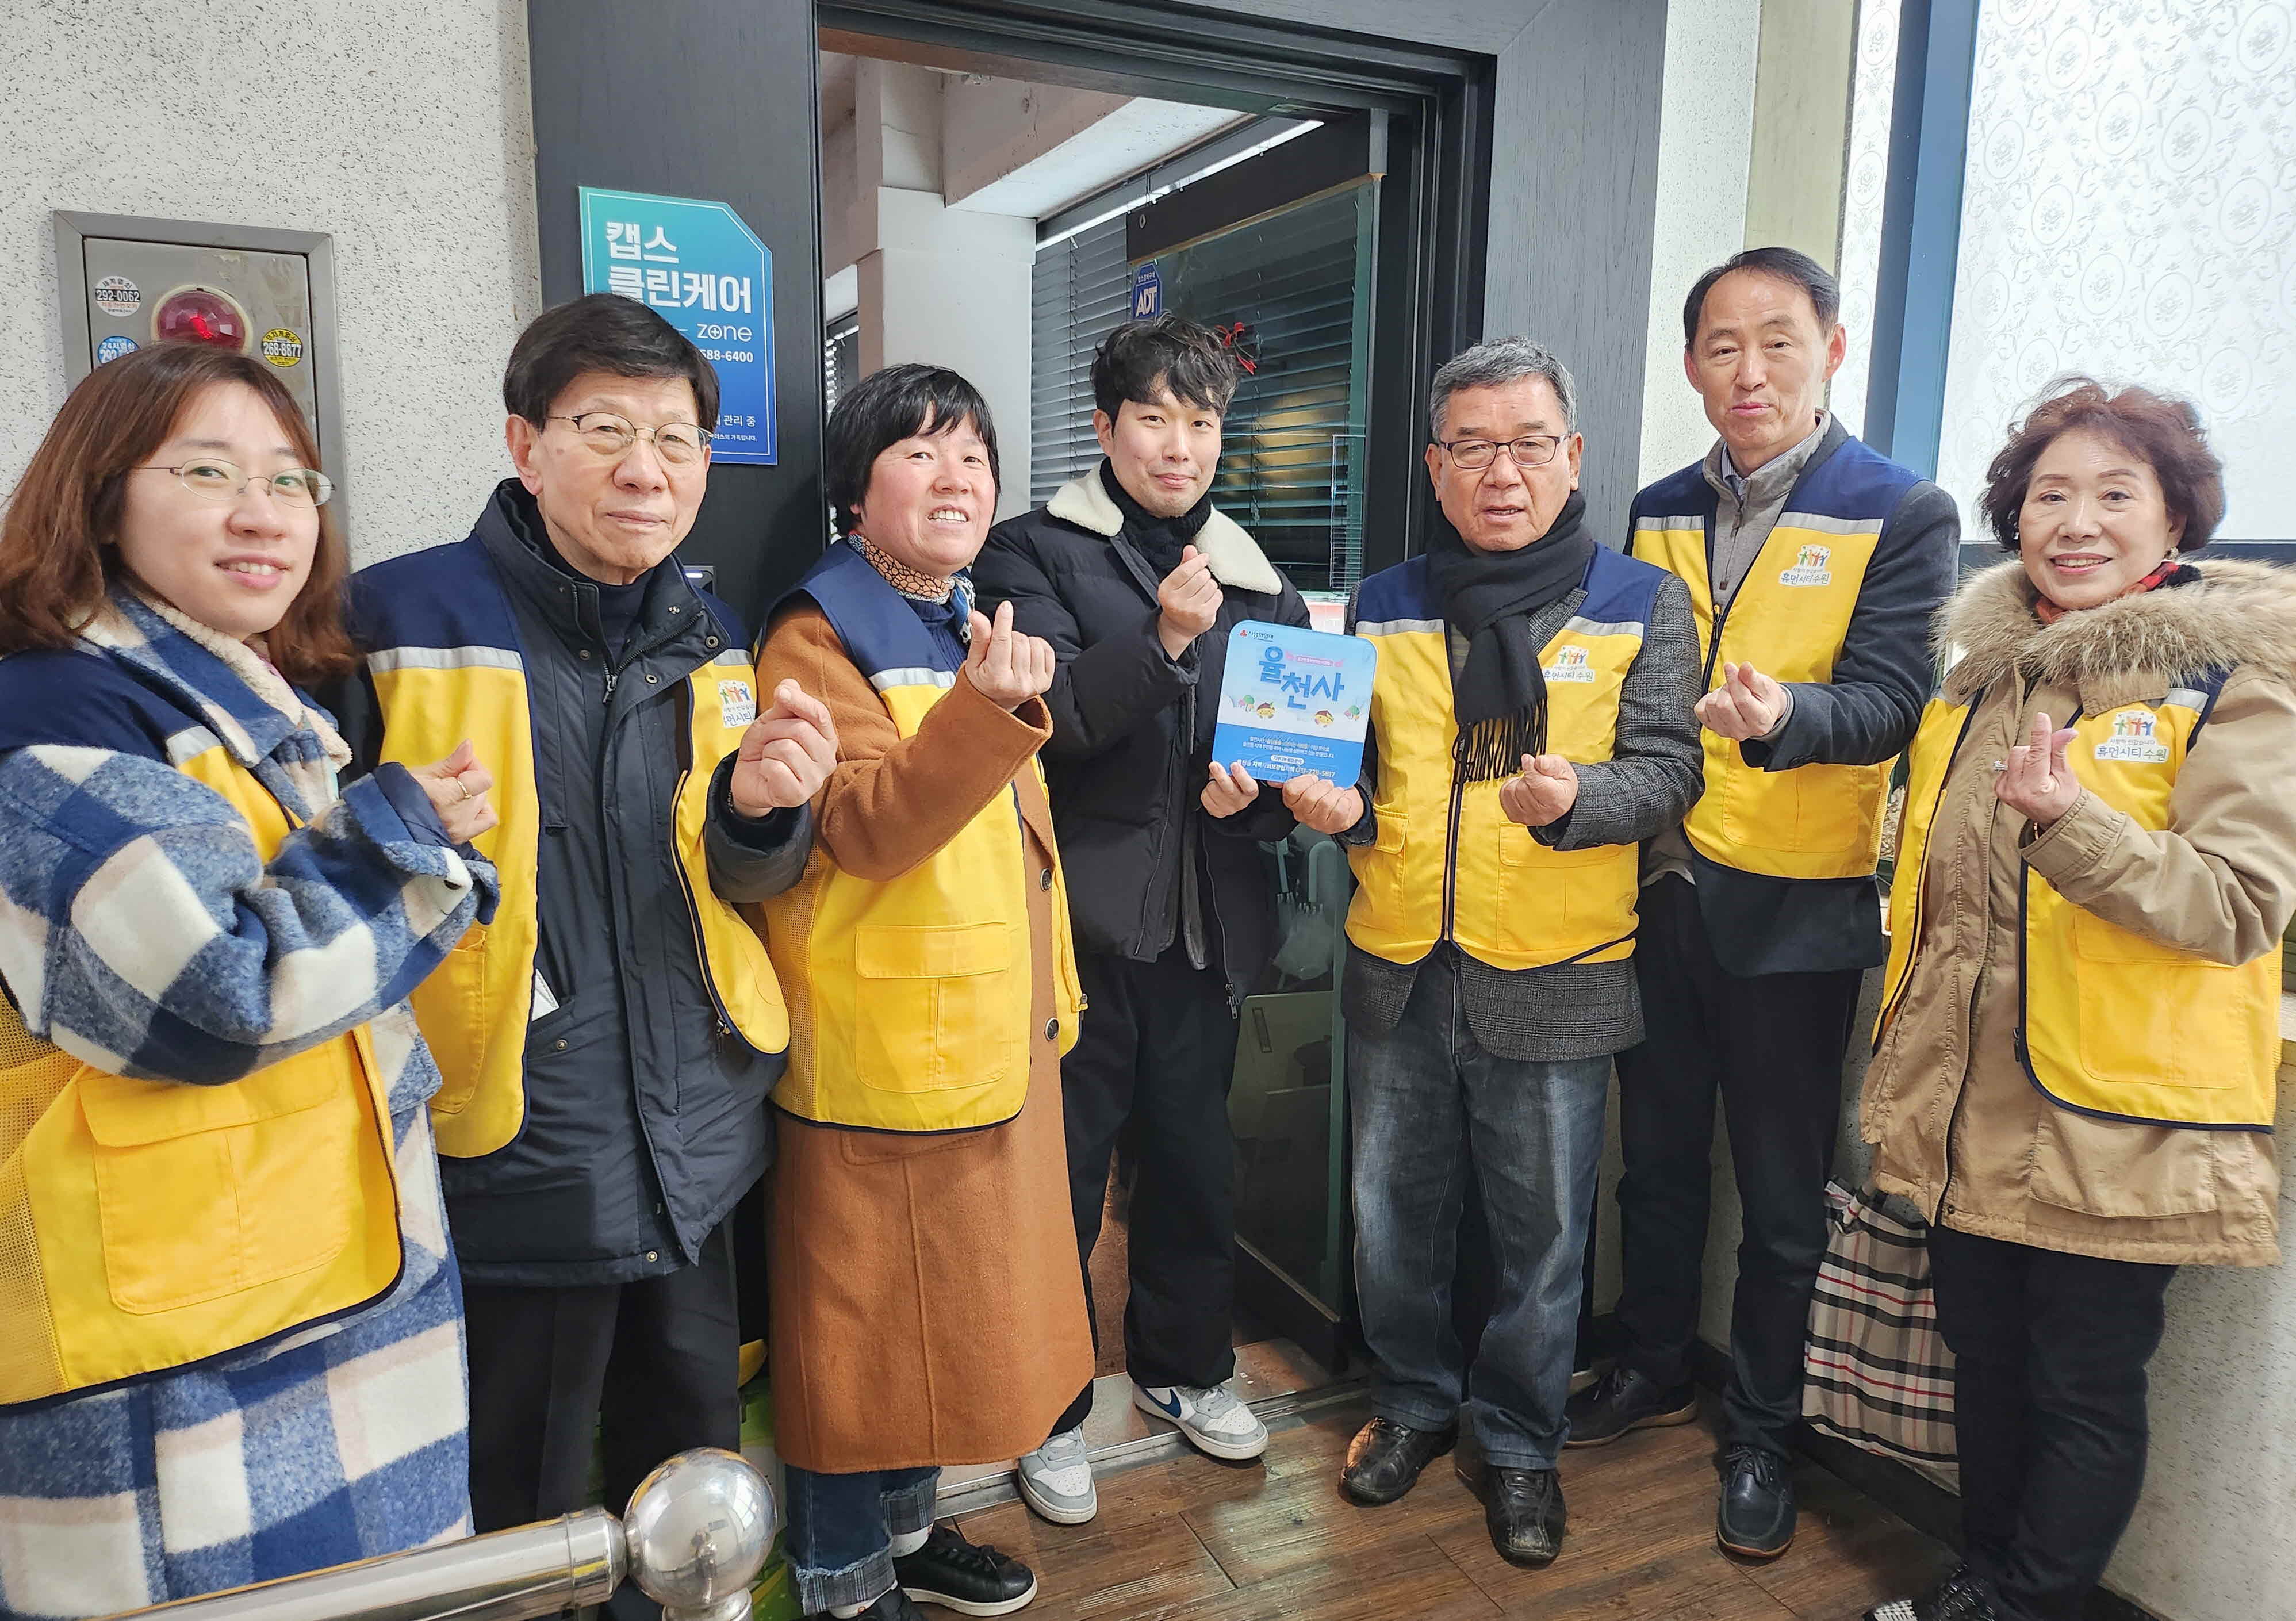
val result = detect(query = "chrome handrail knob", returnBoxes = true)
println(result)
[620,1448,775,1619]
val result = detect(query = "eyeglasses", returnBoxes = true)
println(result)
[136,459,334,507]
[550,413,713,466]
[1435,435,1567,471]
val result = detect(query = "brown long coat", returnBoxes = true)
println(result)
[1864,560,2296,1267]
[753,603,1093,1474]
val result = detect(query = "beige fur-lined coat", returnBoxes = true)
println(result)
[1862,559,2296,1266]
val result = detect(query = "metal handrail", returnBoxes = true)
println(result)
[97,1449,773,1621]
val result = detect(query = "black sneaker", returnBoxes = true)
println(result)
[1455,1454,1566,1566]
[1716,1444,1796,1559]
[1863,1566,2002,1620]
[894,1523,1038,1617]
[1563,1364,1698,1447]
[1340,1416,1456,1506]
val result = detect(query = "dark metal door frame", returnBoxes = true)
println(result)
[818,0,1493,578]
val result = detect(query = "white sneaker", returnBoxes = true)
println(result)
[1014,1427,1097,1525]
[1132,1381,1270,1461]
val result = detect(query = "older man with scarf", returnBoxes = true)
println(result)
[1285,338,1701,1567]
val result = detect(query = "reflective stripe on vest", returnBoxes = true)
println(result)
[1631,439,1918,882]
[359,543,787,1158]
[1879,677,2278,1130]
[0,738,400,1409]
[759,544,1084,1133]
[1345,549,1656,971]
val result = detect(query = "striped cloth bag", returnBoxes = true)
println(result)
[1802,1181,1959,1489]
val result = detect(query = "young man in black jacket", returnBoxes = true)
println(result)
[973,316,1311,1524]
[1569,248,1960,1561]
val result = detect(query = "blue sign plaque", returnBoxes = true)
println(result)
[579,186,777,465]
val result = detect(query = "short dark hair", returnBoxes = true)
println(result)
[824,363,999,533]
[1980,378,2225,555]
[502,293,720,430]
[1090,314,1239,420]
[1682,247,1842,348]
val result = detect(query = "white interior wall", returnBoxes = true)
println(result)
[0,0,542,568]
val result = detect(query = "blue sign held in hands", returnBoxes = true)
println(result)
[580,186,777,465]
[1212,621,1379,786]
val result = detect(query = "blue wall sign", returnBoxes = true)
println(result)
[579,186,776,465]
[1130,261,1162,320]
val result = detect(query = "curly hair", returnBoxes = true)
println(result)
[1980,378,2225,554]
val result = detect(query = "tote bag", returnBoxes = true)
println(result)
[1802,1181,1959,1489]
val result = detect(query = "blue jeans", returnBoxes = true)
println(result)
[1348,947,1609,1470]
[783,1465,939,1614]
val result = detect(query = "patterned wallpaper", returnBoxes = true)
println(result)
[1935,0,2295,541]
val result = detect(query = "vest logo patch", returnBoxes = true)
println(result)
[718,679,757,729]
[1543,644,1597,683]
[1778,543,1833,587]
[2094,707,2170,764]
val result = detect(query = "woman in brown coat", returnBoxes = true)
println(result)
[1858,381,2296,1621]
[750,365,1093,1621]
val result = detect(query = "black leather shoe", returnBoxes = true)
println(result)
[1563,1365,1698,1447]
[1341,1416,1456,1506]
[1716,1444,1796,1559]
[1862,1565,2001,1620]
[1455,1454,1566,1566]
[895,1523,1038,1617]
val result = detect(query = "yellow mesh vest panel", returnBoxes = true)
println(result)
[1636,517,1891,880]
[0,745,399,1408]
[760,679,1066,1132]
[2022,696,2280,1128]
[1349,620,1642,971]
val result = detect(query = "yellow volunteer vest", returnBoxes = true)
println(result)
[758,545,1083,1133]
[1630,437,1923,882]
[1345,549,1658,972]
[0,745,400,1408]
[357,540,788,1158]
[1879,678,2279,1129]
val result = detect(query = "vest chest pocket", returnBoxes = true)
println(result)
[416,922,490,1117]
[2067,909,2240,1091]
[1720,754,1875,857]
[853,922,1025,1096]
[78,1050,365,1314]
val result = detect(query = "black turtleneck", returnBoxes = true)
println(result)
[516,504,654,661]
[1098,459,1213,578]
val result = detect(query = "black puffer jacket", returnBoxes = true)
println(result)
[975,467,1312,1005]
[329,482,809,1286]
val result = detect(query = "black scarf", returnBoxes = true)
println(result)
[1423,490,1595,783]
[1099,459,1213,579]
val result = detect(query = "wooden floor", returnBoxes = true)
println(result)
[952,1400,1954,1620]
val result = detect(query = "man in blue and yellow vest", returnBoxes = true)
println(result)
[324,296,836,1585]
[1569,248,1960,1561]
[1286,339,1703,1568]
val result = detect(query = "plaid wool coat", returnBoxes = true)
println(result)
[0,591,494,1620]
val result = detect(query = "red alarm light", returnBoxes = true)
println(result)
[152,286,250,351]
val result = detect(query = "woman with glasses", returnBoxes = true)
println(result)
[0,342,497,1618]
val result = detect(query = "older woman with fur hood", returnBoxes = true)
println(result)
[1857,381,2296,1621]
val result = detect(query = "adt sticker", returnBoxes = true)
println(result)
[93,276,140,318]
[1131,262,1161,320]
[719,679,757,729]
[95,334,138,365]
[261,328,304,367]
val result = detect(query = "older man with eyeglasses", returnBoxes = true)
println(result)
[1283,338,1702,1567]
[321,294,835,1604]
